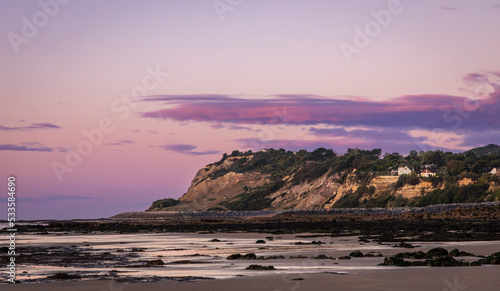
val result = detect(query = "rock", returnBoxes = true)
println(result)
[395,242,415,248]
[255,240,266,244]
[425,248,448,258]
[338,256,351,260]
[393,251,425,259]
[265,255,285,260]
[349,251,364,257]
[245,264,275,270]
[243,253,257,260]
[475,252,500,265]
[449,248,460,256]
[424,256,469,267]
[382,256,410,266]
[227,254,242,260]
[146,259,164,266]
[227,253,257,260]
[47,273,82,280]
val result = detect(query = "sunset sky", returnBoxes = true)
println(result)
[1,0,500,219]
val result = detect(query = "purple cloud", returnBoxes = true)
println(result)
[20,195,96,203]
[153,143,220,156]
[0,143,54,152]
[107,140,134,146]
[139,92,499,132]
[139,72,500,152]
[439,6,457,11]
[0,122,61,131]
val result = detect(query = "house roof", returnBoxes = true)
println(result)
[421,169,435,174]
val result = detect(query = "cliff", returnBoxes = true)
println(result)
[147,147,500,211]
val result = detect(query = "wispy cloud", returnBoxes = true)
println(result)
[438,6,457,11]
[0,143,54,152]
[21,195,97,203]
[152,143,220,155]
[45,194,96,201]
[0,122,61,131]
[0,142,70,152]
[107,139,134,146]
[139,81,499,132]
[138,72,500,153]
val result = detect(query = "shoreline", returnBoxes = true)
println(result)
[2,231,499,285]
[3,267,500,291]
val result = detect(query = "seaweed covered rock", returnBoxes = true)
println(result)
[393,251,425,259]
[227,253,257,260]
[475,252,500,265]
[449,248,475,257]
[245,264,275,270]
[349,251,364,257]
[382,256,410,266]
[424,256,469,267]
[146,259,165,266]
[47,273,82,280]
[425,248,448,258]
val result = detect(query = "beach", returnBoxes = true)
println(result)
[2,231,500,290]
[4,265,500,291]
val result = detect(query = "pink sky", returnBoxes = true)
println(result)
[1,0,500,219]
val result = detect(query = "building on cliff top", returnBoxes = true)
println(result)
[420,169,437,178]
[398,166,414,176]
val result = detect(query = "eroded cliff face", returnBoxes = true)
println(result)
[157,155,416,211]
[164,157,271,211]
[269,173,341,209]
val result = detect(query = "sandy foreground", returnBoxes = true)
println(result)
[2,232,500,290]
[3,266,500,291]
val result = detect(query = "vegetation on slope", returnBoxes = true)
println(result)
[149,144,500,211]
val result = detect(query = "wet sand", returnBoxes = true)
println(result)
[4,266,500,291]
[1,231,500,290]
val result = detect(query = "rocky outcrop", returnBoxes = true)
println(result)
[148,150,498,211]
[165,157,271,211]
